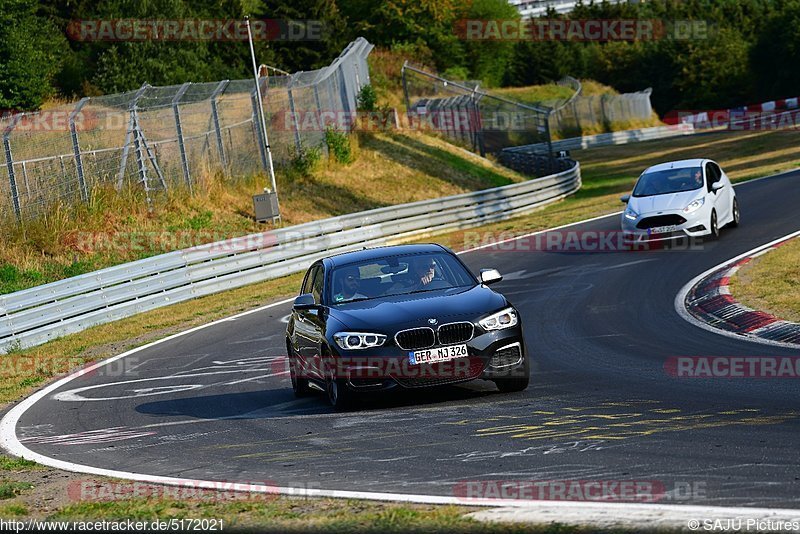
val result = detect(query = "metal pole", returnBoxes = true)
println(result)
[3,113,23,221]
[132,112,153,211]
[287,73,302,151]
[139,126,167,190]
[210,80,229,170]
[251,84,268,170]
[401,61,411,113]
[246,16,279,215]
[172,82,192,190]
[70,97,90,202]
[117,83,150,189]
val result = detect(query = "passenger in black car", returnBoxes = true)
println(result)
[333,267,367,302]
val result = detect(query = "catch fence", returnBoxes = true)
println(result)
[0,38,373,221]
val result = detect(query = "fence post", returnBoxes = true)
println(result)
[401,61,411,116]
[69,98,90,203]
[286,74,302,151]
[117,83,150,189]
[210,80,229,170]
[599,94,608,126]
[251,79,269,170]
[171,82,192,190]
[3,113,23,221]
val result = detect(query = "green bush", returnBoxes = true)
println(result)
[324,128,353,164]
[289,143,323,178]
[357,85,378,112]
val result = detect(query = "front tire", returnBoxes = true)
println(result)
[494,355,530,393]
[728,198,740,228]
[287,339,310,398]
[709,209,720,239]
[323,350,356,411]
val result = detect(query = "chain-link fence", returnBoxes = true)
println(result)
[402,62,553,158]
[0,38,373,222]
[548,79,654,138]
[401,64,654,163]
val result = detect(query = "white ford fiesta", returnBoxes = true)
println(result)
[620,158,739,242]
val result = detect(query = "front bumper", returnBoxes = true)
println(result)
[331,325,526,392]
[621,208,711,243]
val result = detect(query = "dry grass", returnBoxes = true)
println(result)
[575,128,800,199]
[729,237,800,323]
[0,130,526,294]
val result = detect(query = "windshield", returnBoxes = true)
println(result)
[633,167,703,197]
[328,252,476,304]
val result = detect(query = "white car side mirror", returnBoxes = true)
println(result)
[712,181,724,191]
[480,269,503,285]
[620,194,631,203]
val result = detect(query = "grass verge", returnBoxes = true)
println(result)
[729,237,800,323]
[44,497,626,533]
[0,126,797,528]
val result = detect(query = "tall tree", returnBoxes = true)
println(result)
[0,0,64,110]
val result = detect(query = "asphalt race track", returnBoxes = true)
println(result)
[7,171,800,508]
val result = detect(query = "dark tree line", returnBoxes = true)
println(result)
[3,0,800,116]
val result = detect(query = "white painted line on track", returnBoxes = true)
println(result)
[2,171,799,523]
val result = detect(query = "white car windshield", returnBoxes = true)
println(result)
[633,167,703,197]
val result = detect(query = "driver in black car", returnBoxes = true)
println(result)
[387,257,439,294]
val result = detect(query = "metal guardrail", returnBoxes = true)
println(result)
[0,161,580,353]
[505,123,696,155]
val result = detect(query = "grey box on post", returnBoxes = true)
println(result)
[253,191,280,222]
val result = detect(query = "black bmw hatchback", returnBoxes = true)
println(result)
[285,243,528,409]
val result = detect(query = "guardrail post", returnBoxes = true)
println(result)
[172,82,192,190]
[69,98,90,203]
[287,74,302,151]
[3,113,23,221]
[251,79,269,170]
[210,80,229,171]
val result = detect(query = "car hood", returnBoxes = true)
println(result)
[329,285,507,331]
[630,190,702,214]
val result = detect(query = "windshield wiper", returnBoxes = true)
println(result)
[334,297,372,304]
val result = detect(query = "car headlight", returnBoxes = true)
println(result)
[683,197,705,213]
[333,332,387,350]
[624,206,639,221]
[479,307,518,331]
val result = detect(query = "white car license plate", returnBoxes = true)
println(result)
[409,344,468,365]
[649,225,677,234]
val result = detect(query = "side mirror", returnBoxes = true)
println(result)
[620,194,631,204]
[479,268,503,285]
[712,181,724,191]
[293,293,316,309]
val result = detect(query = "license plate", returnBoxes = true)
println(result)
[409,344,468,365]
[649,225,677,234]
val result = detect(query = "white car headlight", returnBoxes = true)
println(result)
[683,197,705,213]
[624,206,639,221]
[479,307,518,331]
[334,332,387,350]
